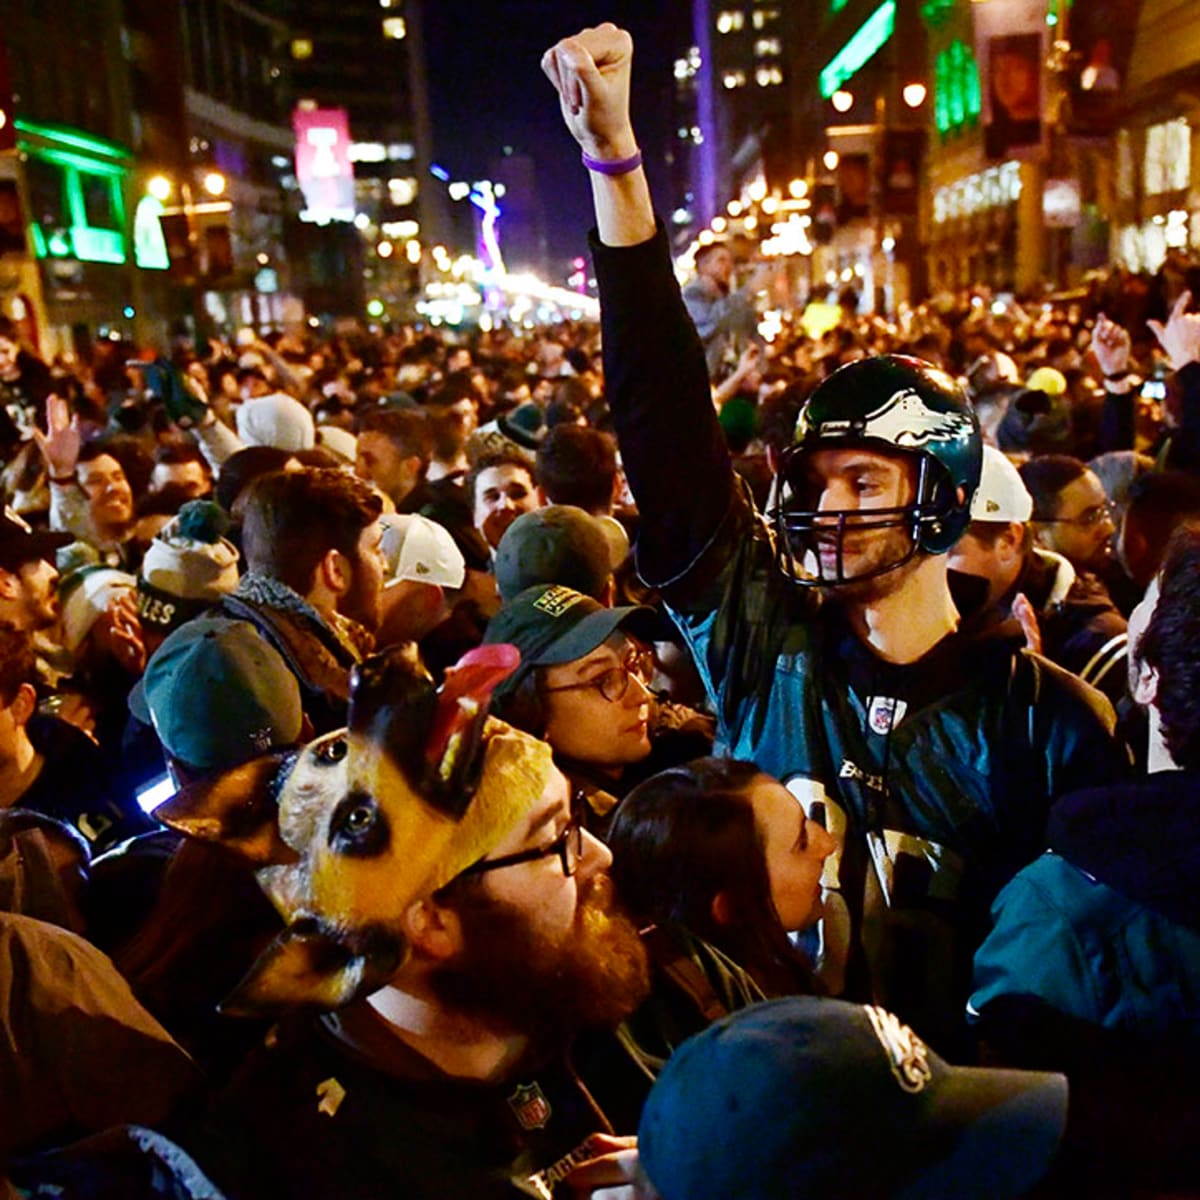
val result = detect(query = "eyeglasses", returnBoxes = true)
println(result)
[460,790,586,879]
[542,645,655,705]
[1033,501,1115,529]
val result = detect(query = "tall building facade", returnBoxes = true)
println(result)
[163,0,301,336]
[666,0,793,250]
[286,0,444,319]
[0,0,304,352]
[0,0,139,353]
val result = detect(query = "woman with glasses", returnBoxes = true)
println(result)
[608,758,836,998]
[484,583,713,837]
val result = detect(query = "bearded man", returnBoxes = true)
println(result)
[167,646,722,1200]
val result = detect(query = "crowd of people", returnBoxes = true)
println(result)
[1,21,1199,1200]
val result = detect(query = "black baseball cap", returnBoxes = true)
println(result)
[0,508,72,572]
[640,997,1068,1200]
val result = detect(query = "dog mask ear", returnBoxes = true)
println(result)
[218,918,407,1016]
[155,754,299,868]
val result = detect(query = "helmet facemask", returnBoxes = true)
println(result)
[770,445,960,588]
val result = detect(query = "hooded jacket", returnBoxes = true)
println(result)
[970,771,1200,1036]
[1006,548,1128,707]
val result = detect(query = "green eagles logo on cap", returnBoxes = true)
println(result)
[532,585,586,618]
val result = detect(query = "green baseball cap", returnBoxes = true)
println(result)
[493,506,613,603]
[482,583,658,696]
[129,615,303,773]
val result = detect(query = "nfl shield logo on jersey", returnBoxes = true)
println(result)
[867,696,907,735]
[508,1082,552,1131]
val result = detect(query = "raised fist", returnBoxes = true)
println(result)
[541,24,638,163]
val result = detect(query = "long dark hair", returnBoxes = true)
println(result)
[608,757,817,997]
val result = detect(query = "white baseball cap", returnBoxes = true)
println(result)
[316,425,358,466]
[970,445,1034,523]
[379,513,466,590]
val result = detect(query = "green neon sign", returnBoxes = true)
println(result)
[17,121,131,267]
[13,118,131,163]
[820,0,897,98]
[934,40,981,136]
[29,145,125,178]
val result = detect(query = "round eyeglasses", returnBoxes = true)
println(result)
[542,646,655,705]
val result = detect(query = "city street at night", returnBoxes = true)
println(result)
[1,1,1199,1196]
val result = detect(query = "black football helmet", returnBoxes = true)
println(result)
[771,355,982,587]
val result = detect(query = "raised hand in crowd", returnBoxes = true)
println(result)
[1090,312,1132,378]
[542,24,636,164]
[104,588,147,676]
[713,343,763,409]
[541,25,653,248]
[1012,591,1043,656]
[1148,289,1200,370]
[32,393,81,481]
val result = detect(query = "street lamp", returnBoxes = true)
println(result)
[788,179,808,199]
[147,175,172,203]
[202,171,226,197]
[832,89,854,113]
[823,150,840,171]
[902,82,927,109]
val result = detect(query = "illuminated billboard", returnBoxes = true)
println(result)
[293,107,355,224]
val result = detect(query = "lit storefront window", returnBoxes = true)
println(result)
[1144,119,1190,196]
[933,162,1021,224]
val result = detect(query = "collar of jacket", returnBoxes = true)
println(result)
[234,571,372,663]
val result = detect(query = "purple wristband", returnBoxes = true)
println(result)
[581,148,643,176]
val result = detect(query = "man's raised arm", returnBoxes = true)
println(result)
[542,26,742,593]
[541,26,654,248]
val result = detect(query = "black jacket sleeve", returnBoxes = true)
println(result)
[590,222,739,590]
[1097,383,1136,453]
[1166,360,1200,472]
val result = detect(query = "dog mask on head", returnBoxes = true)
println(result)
[156,642,554,1014]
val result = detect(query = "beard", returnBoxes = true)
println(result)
[428,874,651,1048]
[813,524,919,601]
[340,560,381,634]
